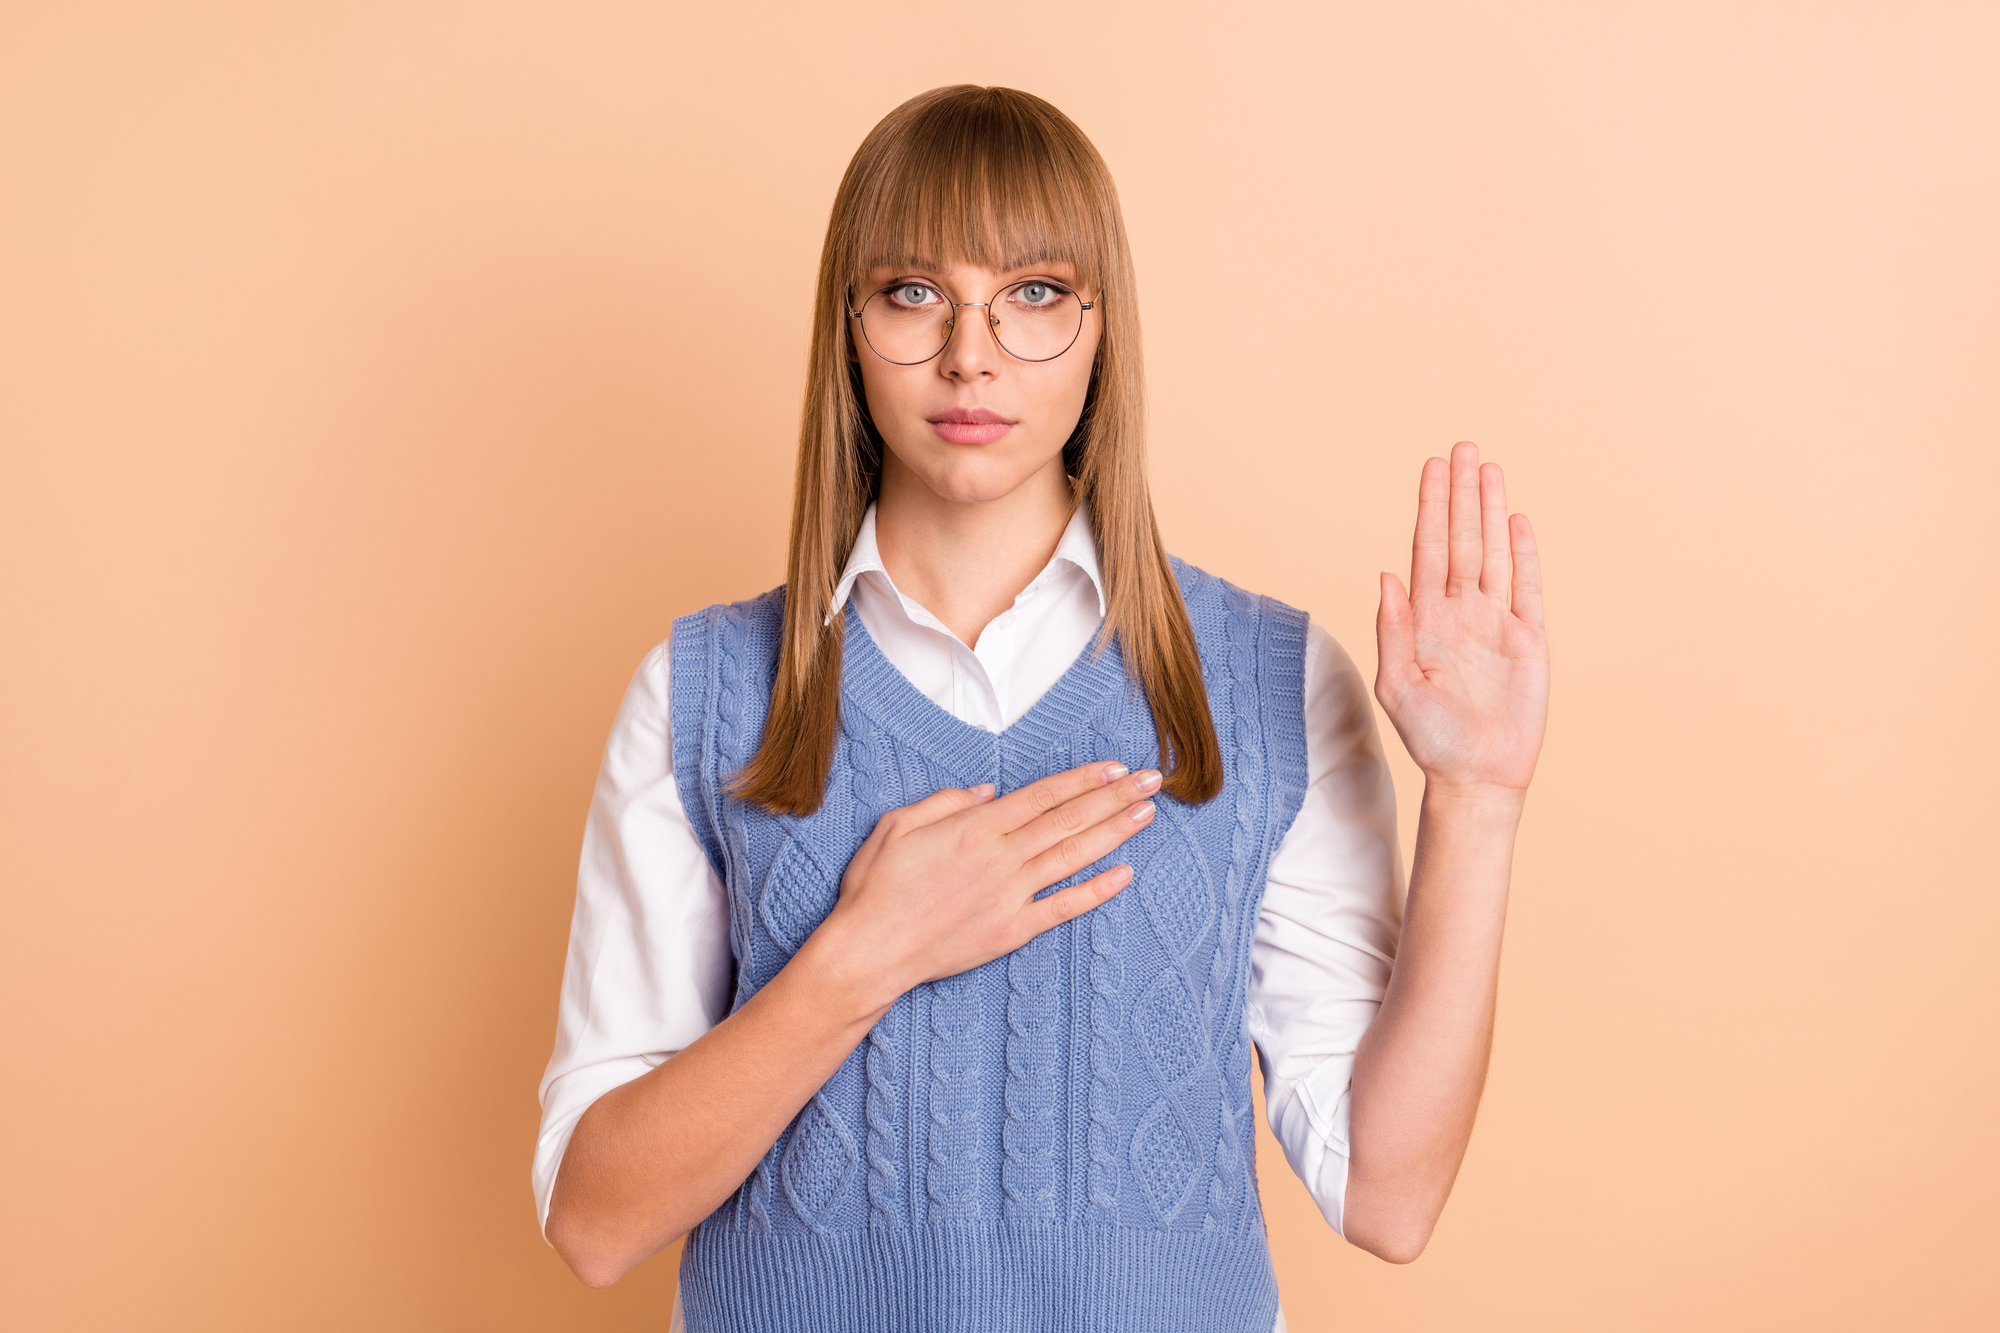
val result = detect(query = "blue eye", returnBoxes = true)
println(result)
[892,284,936,307]
[1021,283,1053,304]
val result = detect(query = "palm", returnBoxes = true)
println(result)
[1375,442,1549,793]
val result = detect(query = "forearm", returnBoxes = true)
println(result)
[1341,781,1522,1262]
[546,921,895,1287]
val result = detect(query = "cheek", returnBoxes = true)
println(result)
[855,359,912,422]
[1034,357,1097,436]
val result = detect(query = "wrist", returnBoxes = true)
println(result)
[792,911,905,1026]
[1419,778,1529,822]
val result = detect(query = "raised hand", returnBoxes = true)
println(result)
[820,760,1160,1001]
[1344,443,1549,1263]
[1375,441,1549,796]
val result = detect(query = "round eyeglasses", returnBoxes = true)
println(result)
[848,278,1098,365]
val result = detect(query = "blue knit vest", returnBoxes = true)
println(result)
[669,558,1309,1333]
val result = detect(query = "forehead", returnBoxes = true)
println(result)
[850,205,1095,290]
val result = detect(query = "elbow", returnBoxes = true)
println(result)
[1338,1153,1454,1264]
[553,1234,635,1290]
[574,1262,628,1291]
[566,1256,623,1290]
[1340,1199,1438,1265]
[546,1209,638,1290]
[1349,1224,1433,1265]
[548,1204,691,1289]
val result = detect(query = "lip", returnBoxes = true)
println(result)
[928,406,1016,445]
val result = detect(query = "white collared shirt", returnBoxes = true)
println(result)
[832,502,1111,733]
[536,503,1406,1331]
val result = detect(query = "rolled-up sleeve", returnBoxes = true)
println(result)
[532,633,734,1237]
[1248,621,1406,1239]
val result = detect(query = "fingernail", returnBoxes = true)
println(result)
[1131,801,1156,823]
[1102,763,1128,783]
[1134,769,1161,794]
[972,783,995,799]
[1111,864,1133,886]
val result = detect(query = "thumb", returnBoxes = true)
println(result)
[1376,571,1419,696]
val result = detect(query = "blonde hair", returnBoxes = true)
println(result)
[733,84,1220,815]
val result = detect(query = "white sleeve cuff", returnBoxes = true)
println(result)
[532,1055,662,1239]
[1264,1054,1356,1238]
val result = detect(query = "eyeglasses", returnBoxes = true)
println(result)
[847,277,1098,365]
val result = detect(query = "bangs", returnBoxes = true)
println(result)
[839,87,1116,294]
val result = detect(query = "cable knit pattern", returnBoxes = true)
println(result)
[757,838,838,954]
[1127,808,1222,1224]
[669,562,1309,1333]
[863,999,902,1228]
[1086,884,1126,1217]
[926,964,983,1216]
[1085,686,1127,1220]
[845,705,892,816]
[1088,696,1136,1224]
[781,1092,862,1233]
[1002,920,1061,1218]
[841,706,908,1232]
[1203,584,1261,1228]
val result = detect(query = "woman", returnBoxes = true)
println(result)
[534,85,1548,1332]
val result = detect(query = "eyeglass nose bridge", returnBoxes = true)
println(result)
[940,298,1000,339]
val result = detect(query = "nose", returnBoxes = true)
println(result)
[937,300,1002,380]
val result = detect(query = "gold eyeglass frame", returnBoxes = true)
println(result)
[846,277,1100,365]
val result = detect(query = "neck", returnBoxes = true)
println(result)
[873,455,1075,651]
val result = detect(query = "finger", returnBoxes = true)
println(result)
[881,782,996,835]
[984,760,1132,833]
[1015,863,1133,943]
[1477,461,1510,598]
[1446,441,1482,595]
[1375,571,1421,698]
[1410,455,1450,596]
[1019,796,1157,888]
[1005,766,1163,862]
[1509,512,1545,629]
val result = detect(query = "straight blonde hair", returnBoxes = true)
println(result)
[733,84,1220,815]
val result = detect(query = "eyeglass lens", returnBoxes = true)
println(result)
[856,280,1086,364]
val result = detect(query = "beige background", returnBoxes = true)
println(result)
[4,2,1997,1329]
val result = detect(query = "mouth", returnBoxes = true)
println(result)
[927,407,1016,445]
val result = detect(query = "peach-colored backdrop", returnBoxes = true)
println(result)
[4,2,1996,1329]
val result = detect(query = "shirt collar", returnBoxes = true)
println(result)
[826,499,1107,624]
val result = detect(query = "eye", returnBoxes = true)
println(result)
[887,283,940,308]
[1006,280,1078,314]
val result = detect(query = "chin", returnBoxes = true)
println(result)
[898,446,1047,507]
[922,468,1038,506]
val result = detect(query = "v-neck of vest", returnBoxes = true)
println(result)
[837,599,1128,783]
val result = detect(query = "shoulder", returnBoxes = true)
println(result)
[1168,556,1316,812]
[670,583,788,642]
[667,584,788,676]
[1167,555,1310,661]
